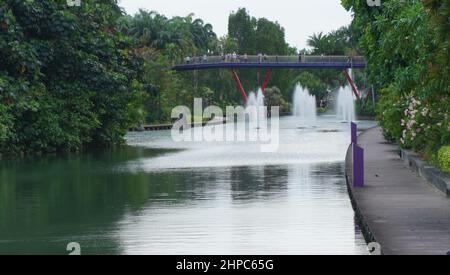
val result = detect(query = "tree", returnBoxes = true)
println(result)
[228,8,257,54]
[0,0,146,154]
[292,72,328,102]
[255,18,288,55]
[227,9,293,98]
[264,86,289,114]
[342,0,449,159]
[307,32,326,53]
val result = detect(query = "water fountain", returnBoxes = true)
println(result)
[246,89,265,109]
[292,84,317,125]
[246,89,266,128]
[336,86,356,122]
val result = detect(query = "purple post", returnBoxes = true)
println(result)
[351,122,357,145]
[353,143,364,187]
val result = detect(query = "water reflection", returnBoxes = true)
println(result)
[113,162,367,255]
[0,117,374,255]
[229,166,289,201]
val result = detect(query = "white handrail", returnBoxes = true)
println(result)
[179,55,365,65]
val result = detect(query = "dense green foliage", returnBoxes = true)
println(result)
[224,8,294,100]
[264,86,289,113]
[227,9,363,109]
[0,2,374,155]
[438,146,450,172]
[121,7,364,123]
[0,0,146,154]
[119,10,222,123]
[307,26,360,56]
[119,8,298,124]
[227,8,365,107]
[297,25,368,111]
[342,0,449,166]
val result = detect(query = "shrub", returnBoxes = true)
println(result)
[376,85,405,142]
[264,86,289,113]
[317,107,327,114]
[356,100,375,117]
[438,146,450,173]
[344,0,449,157]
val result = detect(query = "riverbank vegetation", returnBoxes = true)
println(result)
[0,0,146,154]
[342,0,449,170]
[112,7,368,121]
[0,0,367,155]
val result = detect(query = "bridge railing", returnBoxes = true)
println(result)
[177,55,366,65]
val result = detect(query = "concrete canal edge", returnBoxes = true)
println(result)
[344,126,450,255]
[130,117,228,131]
[344,128,379,249]
[130,112,293,132]
[345,129,450,248]
[400,149,450,197]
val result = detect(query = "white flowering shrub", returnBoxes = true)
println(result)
[378,86,450,155]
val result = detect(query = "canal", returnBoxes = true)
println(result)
[0,116,376,255]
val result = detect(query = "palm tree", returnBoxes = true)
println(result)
[307,32,325,52]
[125,10,218,59]
[128,10,169,48]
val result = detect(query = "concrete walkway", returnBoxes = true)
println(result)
[347,127,450,255]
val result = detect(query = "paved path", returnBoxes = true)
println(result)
[347,127,450,255]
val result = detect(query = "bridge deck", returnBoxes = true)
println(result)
[173,55,366,71]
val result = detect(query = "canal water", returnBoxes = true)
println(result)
[0,116,375,255]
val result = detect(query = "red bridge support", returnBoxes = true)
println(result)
[230,69,273,103]
[231,69,248,102]
[261,69,272,93]
[344,69,360,100]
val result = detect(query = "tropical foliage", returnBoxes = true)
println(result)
[122,8,298,124]
[342,0,449,167]
[297,25,367,111]
[225,8,294,99]
[264,86,289,114]
[0,0,146,154]
[438,146,450,173]
[0,1,382,156]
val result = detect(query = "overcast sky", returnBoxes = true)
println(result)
[118,0,353,50]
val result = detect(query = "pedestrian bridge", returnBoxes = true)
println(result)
[172,55,366,71]
[172,55,366,102]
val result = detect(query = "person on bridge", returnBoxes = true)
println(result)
[243,53,248,62]
[258,53,263,63]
